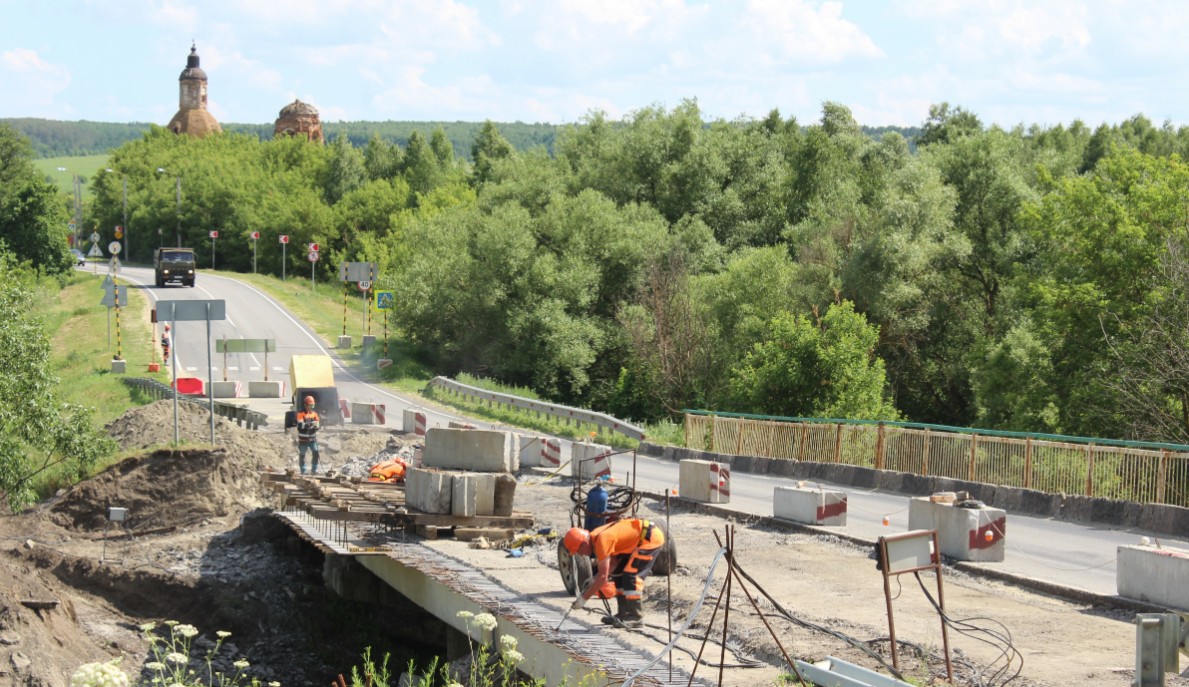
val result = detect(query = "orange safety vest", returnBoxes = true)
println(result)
[367,458,407,483]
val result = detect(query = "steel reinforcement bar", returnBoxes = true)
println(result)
[122,377,268,430]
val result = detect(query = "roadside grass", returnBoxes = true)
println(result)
[31,269,165,496]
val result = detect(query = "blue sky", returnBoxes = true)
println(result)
[2,0,1188,129]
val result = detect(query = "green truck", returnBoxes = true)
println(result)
[154,247,196,287]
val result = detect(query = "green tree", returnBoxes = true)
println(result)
[471,121,515,187]
[727,301,897,420]
[0,124,71,274]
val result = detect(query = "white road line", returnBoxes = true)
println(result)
[249,366,260,371]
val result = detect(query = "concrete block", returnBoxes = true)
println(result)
[406,468,453,514]
[540,438,562,468]
[209,380,242,398]
[638,442,664,458]
[455,527,514,543]
[774,486,847,526]
[451,473,497,517]
[908,497,1006,562]
[493,474,517,516]
[517,435,542,468]
[110,359,126,374]
[751,456,773,475]
[423,428,516,472]
[1117,544,1189,609]
[248,380,285,398]
[572,443,613,481]
[351,402,386,425]
[403,409,428,436]
[338,335,352,349]
[448,421,477,429]
[678,459,730,504]
[362,334,376,348]
[730,455,754,473]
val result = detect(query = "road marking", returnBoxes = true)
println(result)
[186,367,197,372]
[227,366,238,371]
[272,366,285,372]
[249,366,260,371]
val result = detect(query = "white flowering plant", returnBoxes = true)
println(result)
[133,621,275,687]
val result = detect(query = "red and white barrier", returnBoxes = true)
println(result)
[908,497,1006,562]
[172,377,205,395]
[338,399,351,419]
[351,402,386,425]
[541,438,562,467]
[678,459,730,504]
[209,381,242,398]
[774,486,847,526]
[572,443,613,481]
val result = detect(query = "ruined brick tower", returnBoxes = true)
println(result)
[274,99,324,144]
[166,43,222,138]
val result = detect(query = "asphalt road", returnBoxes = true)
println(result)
[110,265,1189,599]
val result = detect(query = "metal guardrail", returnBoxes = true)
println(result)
[425,376,645,441]
[122,377,269,430]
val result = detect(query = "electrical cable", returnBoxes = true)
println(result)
[913,572,1024,687]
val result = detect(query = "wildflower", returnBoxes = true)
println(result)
[165,652,188,665]
[173,624,199,638]
[70,659,130,687]
[503,650,525,665]
[473,613,498,631]
[164,620,178,627]
[144,662,166,671]
[139,622,157,632]
[499,634,518,652]
[233,659,250,670]
[269,683,281,687]
[456,610,474,620]
[216,630,232,638]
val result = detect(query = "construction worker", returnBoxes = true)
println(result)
[563,518,665,628]
[366,457,407,483]
[295,395,321,474]
[161,325,171,365]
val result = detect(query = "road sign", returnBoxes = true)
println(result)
[374,290,394,310]
[87,244,103,257]
[114,225,123,239]
[101,274,114,289]
[339,261,378,282]
[90,231,101,243]
[250,231,260,240]
[108,241,121,255]
[68,222,77,232]
[209,230,219,239]
[309,242,320,252]
[358,280,371,291]
[308,250,319,262]
[99,285,128,308]
[280,234,289,244]
[156,299,227,322]
[110,256,121,272]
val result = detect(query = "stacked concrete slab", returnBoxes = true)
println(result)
[774,485,847,525]
[907,497,1006,562]
[423,427,519,472]
[1117,544,1189,609]
[452,473,496,517]
[406,468,453,514]
[679,459,730,504]
[572,442,613,481]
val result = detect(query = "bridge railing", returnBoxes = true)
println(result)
[684,411,1189,507]
[425,376,645,441]
[122,377,269,430]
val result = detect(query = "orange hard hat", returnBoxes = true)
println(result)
[304,395,315,406]
[562,527,589,555]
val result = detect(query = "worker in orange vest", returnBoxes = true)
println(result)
[366,458,407,483]
[562,518,665,628]
[295,395,321,474]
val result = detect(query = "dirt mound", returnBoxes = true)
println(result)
[44,448,266,533]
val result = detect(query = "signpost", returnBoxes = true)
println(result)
[280,234,289,281]
[358,280,371,336]
[309,249,319,290]
[209,230,219,269]
[374,289,394,365]
[156,300,227,446]
[250,231,260,273]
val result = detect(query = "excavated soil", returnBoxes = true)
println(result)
[0,399,1186,686]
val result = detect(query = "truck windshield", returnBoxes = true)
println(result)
[162,252,193,263]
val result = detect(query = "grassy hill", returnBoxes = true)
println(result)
[33,155,110,194]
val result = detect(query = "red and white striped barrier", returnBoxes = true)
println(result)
[209,381,242,398]
[908,497,1006,562]
[541,438,562,467]
[403,410,428,436]
[572,443,612,481]
[351,402,387,425]
[774,486,847,526]
[678,459,730,504]
[710,462,730,501]
[338,398,351,420]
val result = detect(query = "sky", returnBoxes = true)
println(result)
[2,0,1189,129]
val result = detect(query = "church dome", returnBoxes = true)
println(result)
[279,99,319,116]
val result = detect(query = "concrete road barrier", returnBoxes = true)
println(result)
[1117,544,1189,609]
[423,427,517,472]
[351,402,386,425]
[209,380,242,398]
[406,468,452,514]
[248,380,285,398]
[541,438,562,468]
[679,459,731,504]
[517,435,542,468]
[402,409,428,435]
[572,443,613,482]
[774,485,847,525]
[908,497,1006,562]
[452,473,496,517]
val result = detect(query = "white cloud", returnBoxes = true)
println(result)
[737,0,883,64]
[896,0,1090,62]
[0,48,71,110]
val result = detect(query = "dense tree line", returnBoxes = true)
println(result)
[50,105,1189,444]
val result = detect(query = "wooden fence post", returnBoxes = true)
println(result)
[1024,438,1033,490]
[798,424,808,462]
[920,429,931,476]
[1085,444,1095,497]
[833,424,843,464]
[735,418,744,456]
[968,434,978,481]
[875,423,886,471]
[1157,449,1169,504]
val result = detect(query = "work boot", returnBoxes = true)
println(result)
[600,598,643,629]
